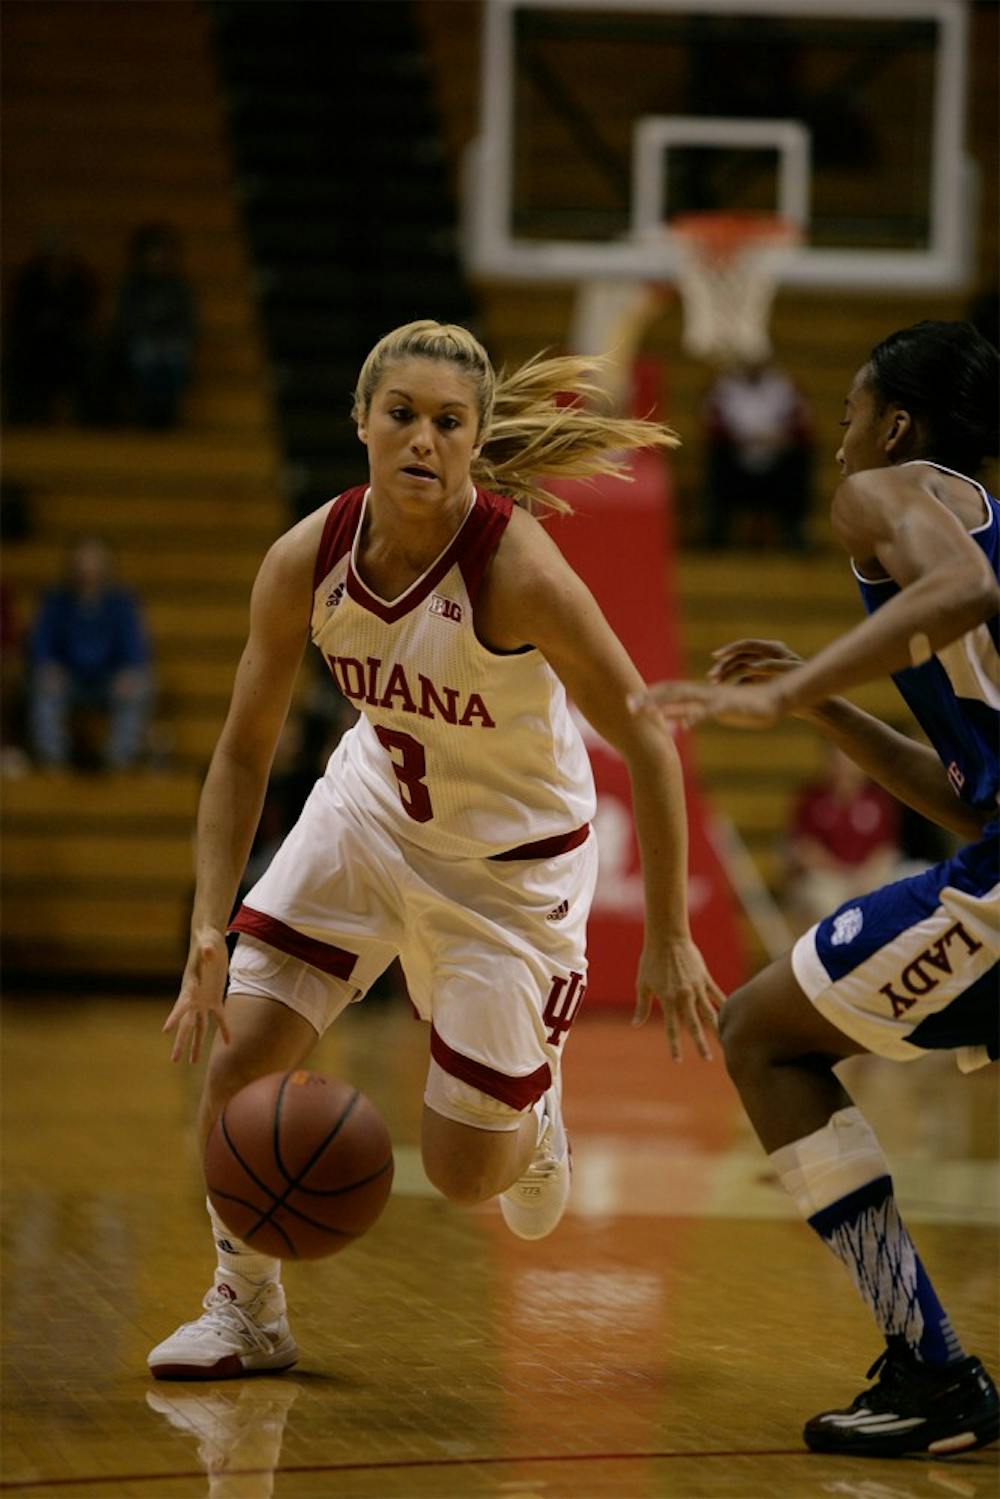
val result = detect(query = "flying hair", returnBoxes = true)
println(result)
[353,319,679,515]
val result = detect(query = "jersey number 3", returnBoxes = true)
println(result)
[374,726,434,823]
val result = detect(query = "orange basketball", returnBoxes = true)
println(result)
[204,1070,394,1260]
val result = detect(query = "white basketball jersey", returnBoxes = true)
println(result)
[310,486,596,858]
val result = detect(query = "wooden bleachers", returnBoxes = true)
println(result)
[2,1,285,981]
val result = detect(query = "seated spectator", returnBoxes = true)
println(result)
[0,580,30,777]
[27,537,153,771]
[4,230,98,425]
[107,224,197,429]
[781,744,902,933]
[702,360,814,549]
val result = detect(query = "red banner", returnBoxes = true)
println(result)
[549,449,747,1004]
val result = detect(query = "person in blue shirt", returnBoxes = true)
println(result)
[632,321,999,1459]
[28,535,152,770]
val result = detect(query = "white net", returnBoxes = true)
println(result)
[668,214,801,365]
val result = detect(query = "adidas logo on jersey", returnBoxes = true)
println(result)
[546,900,569,922]
[325,582,346,609]
[428,593,463,623]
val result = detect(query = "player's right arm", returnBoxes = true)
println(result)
[709,638,991,841]
[163,515,321,1063]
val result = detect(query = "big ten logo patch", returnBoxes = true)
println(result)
[542,971,586,1045]
[879,921,984,1018]
[428,594,463,623]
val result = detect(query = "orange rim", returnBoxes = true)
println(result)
[669,211,800,259]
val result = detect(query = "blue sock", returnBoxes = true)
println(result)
[808,1175,964,1365]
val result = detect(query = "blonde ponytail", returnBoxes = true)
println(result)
[475,352,678,516]
[353,320,679,516]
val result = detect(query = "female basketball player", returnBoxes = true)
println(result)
[633,320,999,1457]
[148,319,722,1380]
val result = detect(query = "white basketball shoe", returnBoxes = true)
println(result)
[499,1078,572,1240]
[148,1275,299,1381]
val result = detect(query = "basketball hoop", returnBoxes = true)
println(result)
[666,212,801,365]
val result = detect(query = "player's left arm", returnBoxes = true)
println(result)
[478,509,724,1061]
[634,467,1000,726]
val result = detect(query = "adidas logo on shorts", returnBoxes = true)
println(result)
[546,900,569,922]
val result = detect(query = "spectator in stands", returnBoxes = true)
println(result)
[0,581,30,777]
[782,743,902,932]
[4,230,99,424]
[702,360,814,549]
[28,536,153,771]
[107,223,197,429]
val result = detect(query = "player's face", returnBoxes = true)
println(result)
[359,358,483,511]
[836,364,896,478]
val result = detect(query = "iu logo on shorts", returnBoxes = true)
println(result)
[542,970,586,1046]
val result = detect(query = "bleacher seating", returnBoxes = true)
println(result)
[2,0,284,980]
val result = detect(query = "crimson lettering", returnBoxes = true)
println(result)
[459,693,495,728]
[418,675,459,724]
[543,971,586,1045]
[380,663,418,714]
[324,654,495,727]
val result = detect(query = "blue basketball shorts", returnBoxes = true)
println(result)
[791,821,998,1069]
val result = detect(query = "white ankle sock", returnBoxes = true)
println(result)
[207,1200,280,1294]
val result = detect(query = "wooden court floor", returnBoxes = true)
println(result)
[1,991,997,1499]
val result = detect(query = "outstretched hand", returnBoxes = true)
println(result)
[162,927,231,1064]
[629,638,808,730]
[633,936,725,1061]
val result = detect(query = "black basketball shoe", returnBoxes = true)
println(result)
[804,1336,999,1458]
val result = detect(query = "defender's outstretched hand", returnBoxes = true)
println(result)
[633,936,725,1062]
[629,676,786,731]
[629,639,809,730]
[708,637,806,686]
[162,928,231,1064]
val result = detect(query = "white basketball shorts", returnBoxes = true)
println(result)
[228,773,599,1126]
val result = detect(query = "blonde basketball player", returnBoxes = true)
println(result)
[148,319,722,1380]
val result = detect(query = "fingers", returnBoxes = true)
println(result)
[709,640,802,686]
[663,1001,681,1064]
[710,638,793,663]
[677,987,713,1061]
[170,1008,201,1065]
[650,984,721,1062]
[632,986,652,1029]
[162,936,230,1063]
[630,679,712,710]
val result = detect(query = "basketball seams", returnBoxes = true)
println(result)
[272,1075,361,1187]
[205,1184,299,1254]
[205,1069,394,1258]
[285,1156,394,1199]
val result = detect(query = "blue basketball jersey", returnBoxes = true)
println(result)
[853,461,1000,813]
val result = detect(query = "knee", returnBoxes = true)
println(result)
[422,1152,497,1207]
[718,983,773,1085]
[198,1046,266,1141]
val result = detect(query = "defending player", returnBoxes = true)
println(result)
[633,320,999,1457]
[148,319,722,1380]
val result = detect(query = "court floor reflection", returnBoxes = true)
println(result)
[1,995,996,1498]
